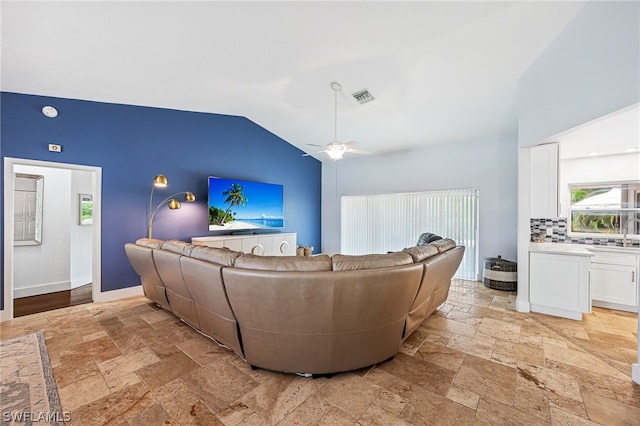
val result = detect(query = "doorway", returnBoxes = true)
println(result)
[2,158,102,320]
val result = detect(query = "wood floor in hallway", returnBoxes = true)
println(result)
[13,283,93,317]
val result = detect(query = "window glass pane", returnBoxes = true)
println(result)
[571,211,620,234]
[570,186,620,209]
[568,182,640,236]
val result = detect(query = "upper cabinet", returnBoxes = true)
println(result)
[530,142,559,218]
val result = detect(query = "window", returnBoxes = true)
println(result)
[341,189,478,279]
[569,182,640,236]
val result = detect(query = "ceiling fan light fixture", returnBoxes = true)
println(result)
[302,81,372,161]
[327,149,345,161]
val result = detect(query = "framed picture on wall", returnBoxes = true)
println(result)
[80,193,93,225]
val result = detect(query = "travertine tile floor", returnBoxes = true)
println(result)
[1,279,639,425]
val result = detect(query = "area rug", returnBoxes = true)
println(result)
[0,331,65,425]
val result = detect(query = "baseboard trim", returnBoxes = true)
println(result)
[516,299,530,313]
[530,303,582,321]
[71,274,92,289]
[591,300,636,313]
[0,309,11,322]
[93,285,143,303]
[13,281,72,298]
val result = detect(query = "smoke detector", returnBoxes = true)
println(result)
[42,105,58,118]
[351,89,375,104]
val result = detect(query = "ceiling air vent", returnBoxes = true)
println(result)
[351,89,375,104]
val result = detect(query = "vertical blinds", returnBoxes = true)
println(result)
[341,188,478,279]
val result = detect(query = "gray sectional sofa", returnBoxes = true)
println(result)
[125,238,464,375]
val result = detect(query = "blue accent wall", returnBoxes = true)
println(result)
[1,92,322,309]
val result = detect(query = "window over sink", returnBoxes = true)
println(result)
[569,182,640,236]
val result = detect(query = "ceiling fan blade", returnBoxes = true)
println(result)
[342,141,359,147]
[345,148,373,155]
[302,150,326,156]
[306,143,326,148]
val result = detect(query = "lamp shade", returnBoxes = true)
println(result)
[153,174,168,187]
[147,176,195,238]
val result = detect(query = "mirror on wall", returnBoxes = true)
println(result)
[14,173,44,245]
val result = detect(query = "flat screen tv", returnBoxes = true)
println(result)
[208,176,284,232]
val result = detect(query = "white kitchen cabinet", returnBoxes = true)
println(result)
[529,248,592,320]
[590,249,639,312]
[529,142,559,218]
[192,233,297,256]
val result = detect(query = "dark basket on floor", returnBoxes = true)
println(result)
[483,256,517,291]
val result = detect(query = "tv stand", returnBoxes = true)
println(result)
[230,229,276,236]
[192,233,296,256]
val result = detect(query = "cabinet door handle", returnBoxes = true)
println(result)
[279,241,290,255]
[251,244,264,256]
[632,271,635,283]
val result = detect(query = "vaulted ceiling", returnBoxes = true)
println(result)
[1,1,588,160]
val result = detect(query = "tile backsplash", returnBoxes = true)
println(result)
[530,218,640,248]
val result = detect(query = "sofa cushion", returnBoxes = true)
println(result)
[161,240,195,256]
[332,252,413,271]
[135,238,165,249]
[235,254,332,271]
[402,244,440,263]
[430,238,456,253]
[189,246,241,267]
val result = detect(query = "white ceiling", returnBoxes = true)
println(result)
[1,1,589,160]
[558,104,640,160]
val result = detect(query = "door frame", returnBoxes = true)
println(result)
[2,157,102,321]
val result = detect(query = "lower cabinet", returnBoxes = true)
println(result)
[590,250,638,312]
[530,252,591,320]
[192,233,297,256]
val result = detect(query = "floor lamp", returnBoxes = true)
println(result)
[148,174,195,238]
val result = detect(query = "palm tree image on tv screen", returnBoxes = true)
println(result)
[208,177,284,232]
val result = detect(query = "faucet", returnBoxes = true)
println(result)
[622,218,640,247]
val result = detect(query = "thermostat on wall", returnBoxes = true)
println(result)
[49,144,62,152]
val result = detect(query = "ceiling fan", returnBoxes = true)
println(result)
[303,82,373,161]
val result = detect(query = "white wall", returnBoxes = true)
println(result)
[321,133,518,274]
[559,153,640,217]
[70,170,93,288]
[518,1,640,148]
[13,166,72,297]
